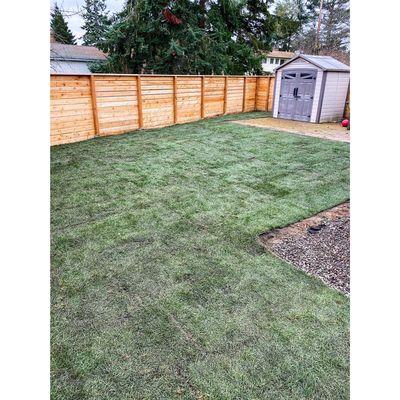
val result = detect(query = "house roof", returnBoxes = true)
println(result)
[50,43,107,62]
[265,50,295,59]
[276,54,350,72]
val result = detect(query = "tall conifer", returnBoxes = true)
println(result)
[51,3,76,45]
[81,0,110,47]
[93,0,275,75]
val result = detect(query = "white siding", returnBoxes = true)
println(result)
[310,70,324,122]
[50,60,92,73]
[280,58,318,70]
[273,70,282,117]
[262,58,277,73]
[319,72,350,122]
[262,57,288,73]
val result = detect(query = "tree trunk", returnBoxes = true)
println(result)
[199,0,206,28]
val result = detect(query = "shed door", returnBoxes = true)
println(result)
[278,69,317,122]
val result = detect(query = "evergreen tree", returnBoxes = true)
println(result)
[92,0,275,75]
[291,0,349,60]
[319,0,349,53]
[273,0,306,51]
[50,3,76,45]
[81,0,110,47]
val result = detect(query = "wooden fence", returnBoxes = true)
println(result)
[51,74,275,146]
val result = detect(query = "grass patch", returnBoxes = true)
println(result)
[51,111,350,399]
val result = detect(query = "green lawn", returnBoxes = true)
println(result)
[51,112,350,400]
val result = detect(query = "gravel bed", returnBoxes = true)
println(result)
[259,203,350,295]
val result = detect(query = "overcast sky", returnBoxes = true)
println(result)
[51,0,125,44]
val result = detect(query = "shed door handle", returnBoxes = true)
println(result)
[293,88,298,98]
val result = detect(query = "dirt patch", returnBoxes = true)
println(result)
[233,117,350,143]
[259,202,350,295]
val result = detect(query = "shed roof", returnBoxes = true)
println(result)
[275,54,350,72]
[50,43,107,62]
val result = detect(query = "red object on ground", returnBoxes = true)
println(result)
[341,119,349,127]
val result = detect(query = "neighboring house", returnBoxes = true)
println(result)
[50,43,107,74]
[262,50,295,74]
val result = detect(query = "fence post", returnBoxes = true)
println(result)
[51,73,280,146]
[173,75,178,124]
[89,75,100,136]
[200,76,205,119]
[223,76,228,115]
[266,77,272,111]
[136,76,143,128]
[242,77,247,112]
[255,76,259,111]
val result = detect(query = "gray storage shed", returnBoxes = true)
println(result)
[272,54,350,123]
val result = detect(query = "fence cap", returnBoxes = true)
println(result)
[51,73,275,78]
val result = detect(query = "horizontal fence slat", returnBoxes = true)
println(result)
[50,74,276,146]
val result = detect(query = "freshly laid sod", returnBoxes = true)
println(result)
[51,112,350,400]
